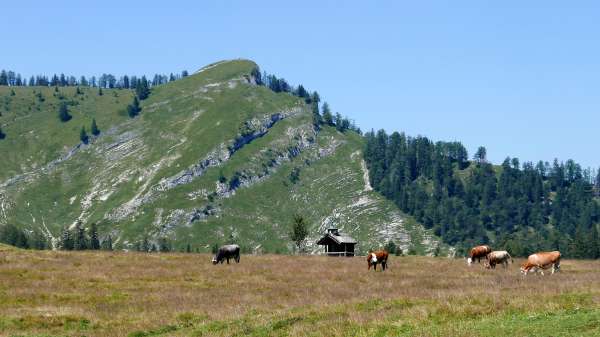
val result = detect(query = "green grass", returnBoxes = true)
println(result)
[125,297,600,337]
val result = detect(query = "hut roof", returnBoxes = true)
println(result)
[316,231,357,245]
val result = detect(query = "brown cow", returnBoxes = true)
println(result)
[467,245,491,266]
[367,250,389,271]
[484,250,513,269]
[520,251,561,275]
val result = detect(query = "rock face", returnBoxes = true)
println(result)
[0,59,447,255]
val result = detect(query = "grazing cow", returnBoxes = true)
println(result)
[520,251,561,275]
[367,250,389,271]
[212,244,241,265]
[467,245,492,265]
[484,251,513,269]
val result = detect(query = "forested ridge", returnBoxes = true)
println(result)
[364,130,600,258]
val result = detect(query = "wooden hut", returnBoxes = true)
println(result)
[316,228,357,256]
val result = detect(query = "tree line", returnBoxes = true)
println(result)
[0,69,188,88]
[253,66,361,134]
[364,129,600,259]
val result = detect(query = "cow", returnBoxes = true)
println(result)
[367,250,389,271]
[212,244,241,265]
[484,250,513,269]
[520,251,561,275]
[467,245,492,266]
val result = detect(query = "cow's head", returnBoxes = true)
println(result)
[520,263,535,275]
[367,253,377,269]
[467,257,473,266]
[484,261,491,269]
[212,256,218,265]
[370,253,378,264]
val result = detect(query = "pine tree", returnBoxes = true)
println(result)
[474,146,487,163]
[102,235,113,251]
[58,102,72,122]
[80,126,89,144]
[290,214,309,254]
[91,119,100,136]
[98,87,103,96]
[186,243,192,253]
[89,223,100,250]
[135,76,150,100]
[31,229,48,250]
[0,70,8,85]
[0,127,5,140]
[73,222,87,250]
[322,102,333,126]
[590,225,600,259]
[61,226,73,250]
[158,237,171,252]
[142,236,150,252]
[0,224,29,248]
[127,97,141,118]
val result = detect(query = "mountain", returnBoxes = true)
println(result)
[0,60,447,255]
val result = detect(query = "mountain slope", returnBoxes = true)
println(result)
[0,60,446,255]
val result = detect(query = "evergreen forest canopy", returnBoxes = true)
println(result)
[364,130,600,258]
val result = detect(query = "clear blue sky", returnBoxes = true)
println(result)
[4,1,600,169]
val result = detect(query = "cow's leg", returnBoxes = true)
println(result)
[226,257,230,264]
[235,255,240,263]
[382,261,386,271]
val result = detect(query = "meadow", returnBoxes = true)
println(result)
[0,244,599,337]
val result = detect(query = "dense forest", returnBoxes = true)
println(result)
[364,130,600,258]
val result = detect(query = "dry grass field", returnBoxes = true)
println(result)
[1,244,599,337]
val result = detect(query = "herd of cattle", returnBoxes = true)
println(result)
[468,245,562,275]
[211,244,562,276]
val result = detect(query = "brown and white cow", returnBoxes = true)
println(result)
[520,251,561,275]
[467,245,492,265]
[367,250,389,271]
[484,250,513,269]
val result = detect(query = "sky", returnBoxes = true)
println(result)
[3,1,600,169]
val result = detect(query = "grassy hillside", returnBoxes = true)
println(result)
[0,60,444,254]
[0,249,598,336]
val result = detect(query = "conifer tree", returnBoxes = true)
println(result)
[80,126,89,144]
[322,102,333,126]
[73,222,87,250]
[127,96,141,118]
[135,76,150,100]
[290,214,309,254]
[98,87,103,96]
[91,118,100,136]
[89,223,100,250]
[0,127,5,140]
[142,236,150,252]
[0,224,29,248]
[474,146,487,163]
[31,229,48,250]
[102,235,113,251]
[61,226,73,250]
[58,102,72,122]
[158,237,171,252]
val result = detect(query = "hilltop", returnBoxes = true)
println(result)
[0,60,445,254]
